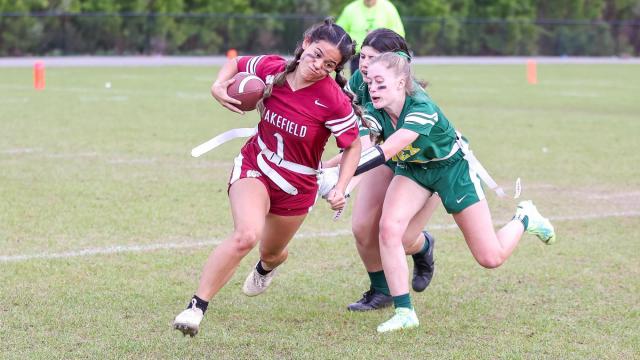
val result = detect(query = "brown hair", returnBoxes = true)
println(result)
[257,17,361,120]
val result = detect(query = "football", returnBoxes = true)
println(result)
[227,72,266,111]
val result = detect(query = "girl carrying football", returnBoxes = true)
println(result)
[173,18,361,337]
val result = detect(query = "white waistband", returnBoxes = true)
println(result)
[256,136,317,175]
[255,136,319,196]
[256,153,299,195]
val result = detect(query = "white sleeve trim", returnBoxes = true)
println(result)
[247,55,265,75]
[326,109,355,125]
[405,115,435,126]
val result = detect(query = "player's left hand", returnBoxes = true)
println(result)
[326,188,346,211]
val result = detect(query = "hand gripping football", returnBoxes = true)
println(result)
[227,72,266,111]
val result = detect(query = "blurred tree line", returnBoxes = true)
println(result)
[1,0,639,56]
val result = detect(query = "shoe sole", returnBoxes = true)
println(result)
[533,218,556,245]
[242,287,267,297]
[377,322,419,333]
[346,301,393,312]
[173,323,198,337]
[412,277,432,292]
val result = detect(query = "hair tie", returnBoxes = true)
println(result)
[394,51,411,61]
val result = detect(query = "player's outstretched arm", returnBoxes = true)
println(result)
[326,137,362,211]
[354,129,419,176]
[210,57,244,114]
[378,129,418,160]
[322,134,373,168]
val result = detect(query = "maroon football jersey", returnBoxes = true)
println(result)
[236,55,359,193]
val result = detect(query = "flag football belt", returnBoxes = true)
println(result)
[455,131,505,198]
[256,136,317,196]
[191,127,258,157]
[410,131,504,197]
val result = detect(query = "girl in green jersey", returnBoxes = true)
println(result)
[325,29,440,312]
[351,52,556,332]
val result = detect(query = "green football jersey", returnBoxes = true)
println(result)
[348,70,431,138]
[363,91,458,163]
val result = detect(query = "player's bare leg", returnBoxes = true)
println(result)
[243,213,306,296]
[454,199,555,269]
[173,178,269,337]
[377,175,431,332]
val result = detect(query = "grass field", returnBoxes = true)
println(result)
[1,63,639,359]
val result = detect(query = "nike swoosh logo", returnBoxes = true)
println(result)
[456,195,468,204]
[314,99,328,108]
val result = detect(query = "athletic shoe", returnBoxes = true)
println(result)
[376,307,420,333]
[242,262,278,296]
[515,200,556,244]
[412,231,435,292]
[173,298,204,337]
[347,288,393,311]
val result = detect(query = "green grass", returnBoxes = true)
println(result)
[1,64,639,359]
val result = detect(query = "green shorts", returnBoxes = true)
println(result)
[385,159,397,172]
[395,151,485,214]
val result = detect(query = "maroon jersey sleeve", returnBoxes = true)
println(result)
[236,55,286,83]
[324,90,359,149]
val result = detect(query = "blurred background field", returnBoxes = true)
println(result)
[1,63,639,358]
[1,0,640,57]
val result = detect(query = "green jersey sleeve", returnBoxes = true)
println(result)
[400,102,440,137]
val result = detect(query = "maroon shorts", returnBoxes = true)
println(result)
[227,144,318,216]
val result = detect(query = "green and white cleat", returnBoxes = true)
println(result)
[515,200,556,244]
[376,307,419,333]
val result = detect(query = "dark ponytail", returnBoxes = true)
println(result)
[362,28,428,89]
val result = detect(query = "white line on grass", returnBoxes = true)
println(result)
[1,210,638,263]
[1,148,41,154]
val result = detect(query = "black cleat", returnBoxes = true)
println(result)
[412,231,435,292]
[347,288,393,312]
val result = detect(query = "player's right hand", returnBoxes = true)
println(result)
[211,78,244,115]
[326,188,346,211]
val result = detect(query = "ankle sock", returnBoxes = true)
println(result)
[415,232,431,256]
[513,214,529,230]
[256,261,272,276]
[368,270,391,296]
[393,293,412,310]
[189,295,208,314]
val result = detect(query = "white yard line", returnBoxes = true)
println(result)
[1,210,638,263]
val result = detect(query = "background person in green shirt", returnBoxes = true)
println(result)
[336,0,405,73]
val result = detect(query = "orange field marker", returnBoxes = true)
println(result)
[527,59,537,85]
[34,60,45,90]
[226,48,238,59]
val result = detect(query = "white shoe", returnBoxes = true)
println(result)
[173,298,204,337]
[515,200,556,244]
[376,307,420,333]
[242,262,278,296]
